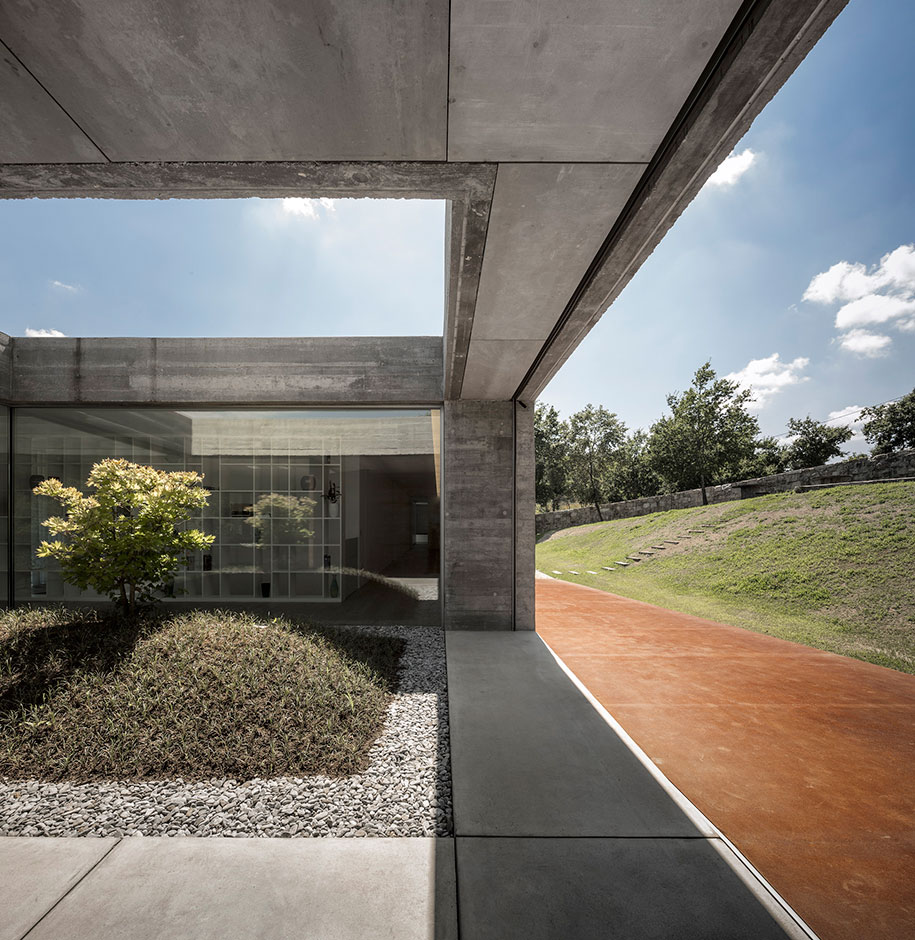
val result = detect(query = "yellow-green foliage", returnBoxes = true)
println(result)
[537,483,915,673]
[35,458,214,611]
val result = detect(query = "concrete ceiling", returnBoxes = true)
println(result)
[0,0,848,401]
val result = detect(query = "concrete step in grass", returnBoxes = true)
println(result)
[601,566,615,571]
[586,570,598,574]
[638,550,655,556]
[568,570,580,575]
[650,545,667,550]
[664,539,680,544]
[551,570,562,575]
[627,555,643,562]
[615,561,630,567]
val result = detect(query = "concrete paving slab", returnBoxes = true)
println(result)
[445,631,698,837]
[455,837,794,940]
[22,837,452,940]
[0,837,117,940]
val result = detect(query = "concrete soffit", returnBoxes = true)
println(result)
[0,0,849,406]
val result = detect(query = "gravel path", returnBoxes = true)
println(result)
[0,625,451,838]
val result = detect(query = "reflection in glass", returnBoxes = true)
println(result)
[13,409,440,620]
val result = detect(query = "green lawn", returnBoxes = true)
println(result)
[537,483,915,673]
[0,608,403,781]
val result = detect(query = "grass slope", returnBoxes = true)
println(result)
[537,482,915,673]
[0,608,404,781]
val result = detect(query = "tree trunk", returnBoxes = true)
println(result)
[700,472,708,506]
[118,581,128,611]
[587,447,603,521]
[128,582,136,614]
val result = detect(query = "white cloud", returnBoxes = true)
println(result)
[50,279,81,293]
[705,148,757,187]
[803,245,915,354]
[837,328,892,357]
[25,327,66,338]
[725,352,810,409]
[828,405,868,450]
[835,293,915,329]
[280,197,337,220]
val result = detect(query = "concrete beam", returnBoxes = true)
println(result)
[0,332,11,401]
[513,401,535,631]
[10,336,443,406]
[458,163,642,400]
[516,0,850,400]
[0,160,494,201]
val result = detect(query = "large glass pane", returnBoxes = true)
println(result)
[0,406,7,607]
[13,409,440,624]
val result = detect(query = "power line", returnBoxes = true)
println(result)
[769,394,905,440]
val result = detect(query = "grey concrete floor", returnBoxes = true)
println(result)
[2,631,814,940]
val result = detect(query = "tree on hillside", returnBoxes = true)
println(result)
[861,389,915,454]
[783,417,852,469]
[605,430,663,502]
[648,361,758,504]
[737,435,789,480]
[34,459,214,613]
[565,404,626,520]
[534,403,569,510]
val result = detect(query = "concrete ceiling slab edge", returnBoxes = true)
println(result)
[516,0,851,402]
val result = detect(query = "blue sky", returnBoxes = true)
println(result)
[546,0,915,445]
[0,196,445,338]
[1,0,912,447]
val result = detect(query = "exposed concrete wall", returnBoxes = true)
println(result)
[443,400,513,630]
[10,337,442,405]
[0,333,11,400]
[536,450,915,536]
[514,402,535,631]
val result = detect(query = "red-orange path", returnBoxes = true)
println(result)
[535,577,915,940]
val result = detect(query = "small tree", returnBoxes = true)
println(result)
[648,362,759,504]
[783,417,852,469]
[34,458,214,613]
[565,405,626,520]
[862,389,915,455]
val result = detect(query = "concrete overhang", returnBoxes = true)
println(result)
[0,0,848,403]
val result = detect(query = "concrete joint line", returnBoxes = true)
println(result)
[541,640,821,940]
[19,838,122,940]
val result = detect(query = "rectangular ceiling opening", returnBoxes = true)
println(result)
[0,197,446,339]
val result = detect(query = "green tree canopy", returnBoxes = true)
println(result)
[783,417,852,469]
[565,404,626,520]
[737,435,789,480]
[648,361,759,504]
[605,430,663,502]
[34,458,214,613]
[534,402,569,511]
[862,389,915,455]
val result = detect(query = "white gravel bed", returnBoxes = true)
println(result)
[0,625,451,838]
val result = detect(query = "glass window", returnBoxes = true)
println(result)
[14,409,440,623]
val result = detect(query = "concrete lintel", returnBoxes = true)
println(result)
[516,0,850,400]
[10,336,443,406]
[0,160,496,202]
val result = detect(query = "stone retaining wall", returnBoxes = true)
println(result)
[535,449,915,536]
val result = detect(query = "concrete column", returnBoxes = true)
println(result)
[443,400,514,630]
[514,401,535,630]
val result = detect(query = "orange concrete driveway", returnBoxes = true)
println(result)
[536,577,915,940]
